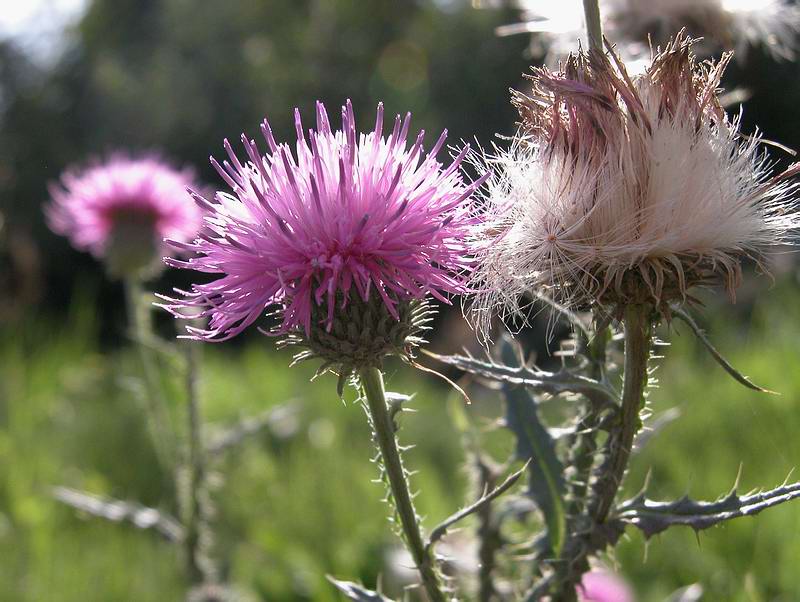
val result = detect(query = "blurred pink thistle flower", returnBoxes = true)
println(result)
[162,101,487,344]
[577,570,634,602]
[47,155,201,277]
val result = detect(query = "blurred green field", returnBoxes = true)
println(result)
[1,281,800,602]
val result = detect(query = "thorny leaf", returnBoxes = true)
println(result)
[52,486,184,542]
[616,480,800,538]
[426,461,528,550]
[424,344,618,403]
[385,391,414,427]
[326,577,394,602]
[672,306,775,393]
[206,402,301,456]
[498,336,567,557]
[337,368,354,397]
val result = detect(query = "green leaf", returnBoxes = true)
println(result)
[498,336,567,556]
[423,348,617,402]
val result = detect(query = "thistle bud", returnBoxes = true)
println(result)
[280,295,435,392]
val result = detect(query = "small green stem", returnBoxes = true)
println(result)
[124,277,174,469]
[566,323,609,515]
[359,367,447,602]
[182,339,209,585]
[548,321,609,595]
[582,0,603,54]
[475,455,502,602]
[592,304,651,524]
[549,310,650,601]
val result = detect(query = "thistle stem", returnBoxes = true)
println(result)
[359,367,447,602]
[124,277,174,470]
[475,455,502,602]
[592,303,651,524]
[549,324,611,600]
[182,339,211,585]
[566,323,609,515]
[582,0,603,54]
[549,310,650,601]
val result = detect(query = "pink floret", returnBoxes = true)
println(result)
[161,100,488,341]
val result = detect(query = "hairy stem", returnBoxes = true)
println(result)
[592,304,651,524]
[182,339,215,586]
[475,455,502,602]
[567,323,609,514]
[549,309,650,601]
[359,367,447,602]
[549,324,611,600]
[556,380,604,589]
[124,277,174,469]
[582,0,603,54]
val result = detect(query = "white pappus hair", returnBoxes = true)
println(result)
[469,34,800,338]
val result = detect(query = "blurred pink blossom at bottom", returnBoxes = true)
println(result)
[577,570,634,602]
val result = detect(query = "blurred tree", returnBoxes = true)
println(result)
[4,0,799,331]
[0,0,527,329]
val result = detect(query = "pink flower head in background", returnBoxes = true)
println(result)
[162,100,488,341]
[47,155,201,277]
[577,570,635,602]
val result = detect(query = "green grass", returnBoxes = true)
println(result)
[2,284,800,601]
[0,295,466,602]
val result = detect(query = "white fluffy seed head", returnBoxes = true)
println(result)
[470,34,800,338]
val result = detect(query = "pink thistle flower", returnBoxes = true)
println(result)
[577,570,635,602]
[47,155,201,278]
[470,33,800,333]
[161,101,487,348]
